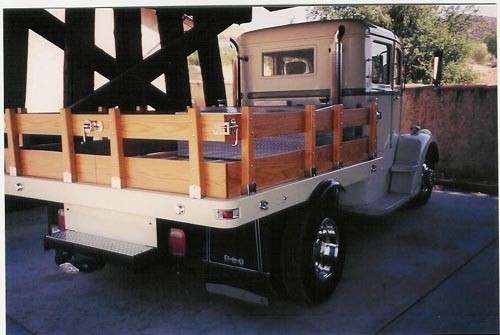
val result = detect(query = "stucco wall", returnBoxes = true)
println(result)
[401,85,498,183]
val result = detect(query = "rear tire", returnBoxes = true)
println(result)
[280,207,345,304]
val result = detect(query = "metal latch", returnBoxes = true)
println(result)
[82,120,103,143]
[213,119,239,146]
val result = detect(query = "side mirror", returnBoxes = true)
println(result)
[432,49,443,87]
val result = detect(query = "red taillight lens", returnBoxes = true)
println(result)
[57,208,66,231]
[168,228,186,257]
[215,208,240,220]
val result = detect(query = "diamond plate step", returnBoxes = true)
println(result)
[44,230,157,263]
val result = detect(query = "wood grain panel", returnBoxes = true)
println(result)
[16,113,61,135]
[255,150,305,190]
[253,111,305,138]
[316,144,333,173]
[342,107,369,128]
[342,137,369,166]
[20,150,62,179]
[120,114,190,140]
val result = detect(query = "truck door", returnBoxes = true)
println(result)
[369,38,394,154]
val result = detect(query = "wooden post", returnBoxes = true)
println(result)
[305,105,316,176]
[194,15,227,107]
[241,106,256,195]
[333,104,343,169]
[64,9,95,110]
[60,108,77,182]
[369,102,378,159]
[157,9,192,111]
[5,108,22,176]
[113,8,144,111]
[109,108,126,188]
[188,107,205,199]
[4,10,29,109]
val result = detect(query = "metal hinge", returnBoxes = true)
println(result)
[213,119,239,146]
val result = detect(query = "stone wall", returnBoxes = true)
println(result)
[402,85,498,183]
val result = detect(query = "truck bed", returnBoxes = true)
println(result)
[5,104,377,200]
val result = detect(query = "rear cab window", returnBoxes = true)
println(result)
[262,48,314,77]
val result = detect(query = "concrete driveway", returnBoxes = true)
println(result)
[5,190,499,334]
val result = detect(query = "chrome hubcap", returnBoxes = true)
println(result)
[422,162,434,194]
[313,218,340,280]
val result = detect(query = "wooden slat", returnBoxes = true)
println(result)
[369,102,378,159]
[109,108,126,188]
[188,107,205,199]
[75,154,111,185]
[305,105,316,176]
[201,113,242,142]
[342,107,370,128]
[253,110,305,138]
[241,106,255,194]
[342,137,369,166]
[125,157,189,194]
[255,150,305,190]
[120,114,190,140]
[316,144,333,173]
[20,150,62,179]
[315,109,333,132]
[204,161,241,199]
[5,108,21,176]
[16,113,62,135]
[60,108,76,182]
[333,104,343,169]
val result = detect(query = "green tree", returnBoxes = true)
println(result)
[307,5,478,84]
[484,32,497,56]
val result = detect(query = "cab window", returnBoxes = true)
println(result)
[371,42,391,85]
[263,48,314,77]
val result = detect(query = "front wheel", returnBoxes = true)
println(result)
[411,160,435,206]
[280,208,345,304]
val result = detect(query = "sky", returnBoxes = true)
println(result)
[241,5,497,32]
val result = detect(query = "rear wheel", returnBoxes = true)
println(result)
[281,207,345,303]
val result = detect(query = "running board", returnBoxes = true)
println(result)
[44,230,157,264]
[341,193,411,216]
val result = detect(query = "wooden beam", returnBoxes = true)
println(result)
[305,105,316,176]
[120,114,190,140]
[69,16,232,111]
[20,150,62,180]
[113,8,145,111]
[60,108,77,182]
[4,10,29,108]
[187,107,205,199]
[241,106,256,194]
[157,9,192,110]
[64,9,95,109]
[342,137,369,166]
[5,108,22,176]
[195,16,226,107]
[333,104,343,169]
[109,108,126,188]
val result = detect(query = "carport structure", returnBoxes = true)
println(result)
[4,7,256,112]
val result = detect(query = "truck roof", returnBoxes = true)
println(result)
[238,19,400,46]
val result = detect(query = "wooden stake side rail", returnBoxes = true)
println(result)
[4,103,378,199]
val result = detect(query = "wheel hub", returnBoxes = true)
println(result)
[312,218,340,280]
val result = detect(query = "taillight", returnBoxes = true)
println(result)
[168,228,186,257]
[58,208,66,231]
[50,208,66,234]
[215,208,240,220]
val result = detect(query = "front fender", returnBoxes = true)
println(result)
[394,129,439,167]
[392,129,439,196]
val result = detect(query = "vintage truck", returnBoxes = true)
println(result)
[4,19,439,304]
